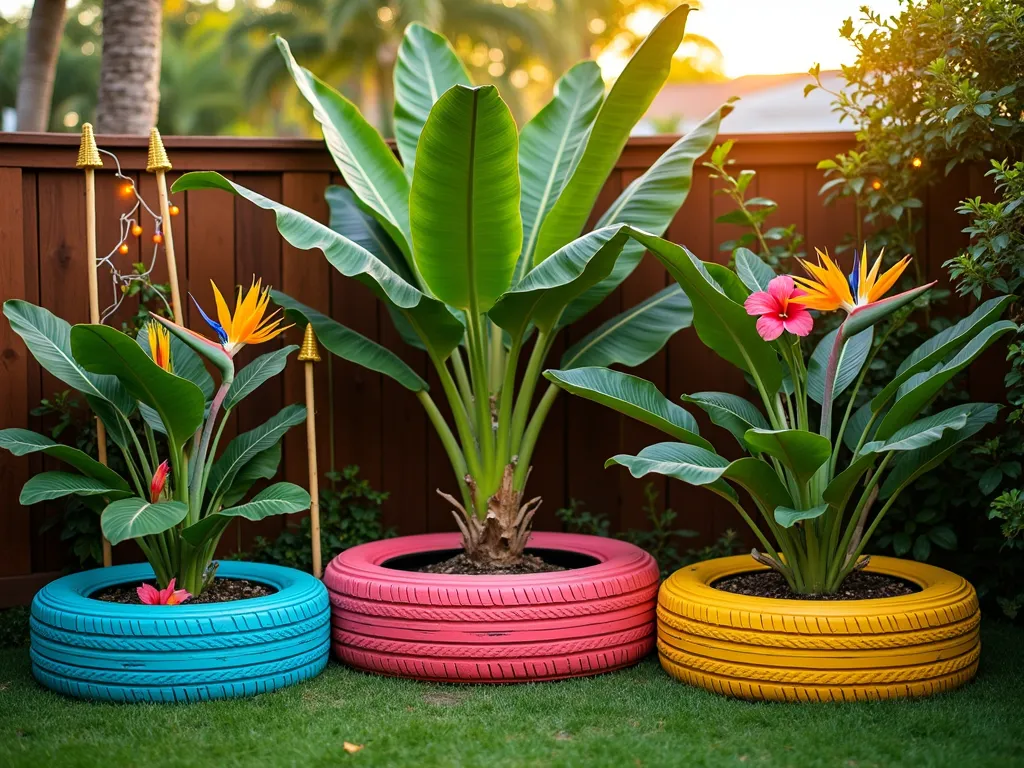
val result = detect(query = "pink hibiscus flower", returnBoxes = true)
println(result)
[137,578,192,606]
[743,275,814,341]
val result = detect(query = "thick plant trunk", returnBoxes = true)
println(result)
[439,463,542,567]
[15,0,66,131]
[96,0,162,135]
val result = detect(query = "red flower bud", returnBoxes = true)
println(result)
[150,460,170,503]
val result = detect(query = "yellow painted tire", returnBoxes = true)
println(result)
[657,555,980,702]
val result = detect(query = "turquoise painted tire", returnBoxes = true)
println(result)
[30,561,330,703]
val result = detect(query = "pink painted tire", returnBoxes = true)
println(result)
[324,532,659,683]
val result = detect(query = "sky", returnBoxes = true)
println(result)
[1,0,907,80]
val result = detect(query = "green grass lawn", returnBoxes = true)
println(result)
[2,621,1023,768]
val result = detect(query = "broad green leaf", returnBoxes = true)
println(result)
[225,345,299,410]
[880,403,1000,499]
[517,61,605,278]
[872,295,1014,410]
[101,498,189,545]
[559,103,728,326]
[171,173,464,359]
[606,441,736,500]
[722,456,794,514]
[3,300,134,418]
[490,226,630,335]
[544,367,711,449]
[135,325,215,400]
[70,324,205,450]
[276,36,412,261]
[861,404,974,454]
[182,482,310,547]
[823,450,879,512]
[218,482,310,520]
[680,391,769,447]
[207,404,307,505]
[875,320,1016,439]
[744,428,831,485]
[220,441,282,508]
[627,230,783,394]
[704,262,753,305]
[734,247,775,293]
[532,5,691,263]
[272,292,428,391]
[844,401,879,453]
[806,327,873,405]
[393,23,472,177]
[0,428,129,491]
[86,395,135,453]
[775,504,829,528]
[326,184,425,349]
[840,283,934,340]
[410,84,521,312]
[560,285,692,369]
[20,472,130,505]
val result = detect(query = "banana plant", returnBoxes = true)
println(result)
[547,240,1016,594]
[173,6,729,567]
[0,281,310,596]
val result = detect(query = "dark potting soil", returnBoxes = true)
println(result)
[713,570,920,601]
[93,578,276,605]
[418,553,565,575]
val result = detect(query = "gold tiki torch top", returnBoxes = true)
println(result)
[298,324,321,363]
[146,127,172,173]
[76,123,103,169]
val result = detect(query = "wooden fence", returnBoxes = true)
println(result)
[0,131,995,605]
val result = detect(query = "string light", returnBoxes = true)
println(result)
[95,148,172,322]
[169,204,180,216]
[871,179,883,190]
[911,157,923,168]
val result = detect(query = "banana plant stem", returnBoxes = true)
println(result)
[514,382,560,488]
[416,390,472,512]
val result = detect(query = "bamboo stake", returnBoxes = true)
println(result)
[146,128,183,324]
[77,124,112,568]
[298,325,323,578]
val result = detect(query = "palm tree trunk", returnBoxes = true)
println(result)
[15,0,66,131]
[96,0,162,134]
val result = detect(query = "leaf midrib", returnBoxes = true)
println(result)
[564,288,677,368]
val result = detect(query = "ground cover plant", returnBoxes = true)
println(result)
[0,620,1021,767]
[174,4,729,569]
[0,281,310,597]
[547,240,1014,594]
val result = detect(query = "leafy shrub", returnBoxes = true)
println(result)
[0,606,30,649]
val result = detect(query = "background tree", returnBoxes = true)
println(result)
[96,0,162,134]
[14,0,65,130]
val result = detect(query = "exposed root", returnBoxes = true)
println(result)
[750,548,785,574]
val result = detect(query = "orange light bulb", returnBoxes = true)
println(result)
[118,243,130,255]
[871,179,882,190]
[120,182,134,197]
[911,157,923,168]
[169,204,180,216]
[131,224,143,237]
[152,233,163,245]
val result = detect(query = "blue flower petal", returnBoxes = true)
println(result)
[189,293,228,344]
[847,265,860,298]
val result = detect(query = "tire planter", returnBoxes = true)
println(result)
[325,532,659,683]
[30,561,330,703]
[657,554,980,702]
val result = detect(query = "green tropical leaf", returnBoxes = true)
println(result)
[218,482,310,520]
[874,320,1016,438]
[680,391,769,447]
[560,285,692,369]
[532,5,691,262]
[70,324,205,450]
[606,441,736,500]
[171,173,464,359]
[871,295,1014,409]
[206,404,307,505]
[225,345,299,410]
[544,367,710,449]
[0,428,129,491]
[135,325,215,400]
[806,327,873,405]
[861,404,976,454]
[220,442,282,508]
[775,504,829,528]
[275,36,412,261]
[393,23,472,177]
[101,498,189,545]
[410,84,521,312]
[744,428,831,485]
[490,226,630,335]
[517,61,605,277]
[823,450,878,512]
[3,300,134,418]
[19,472,131,505]
[627,230,783,394]
[844,401,880,453]
[272,292,428,391]
[734,247,775,293]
